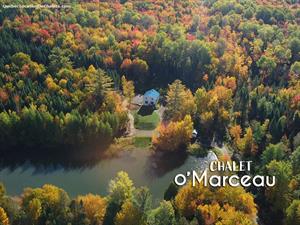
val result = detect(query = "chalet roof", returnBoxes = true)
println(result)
[144,89,160,99]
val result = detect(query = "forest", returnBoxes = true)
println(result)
[0,0,299,224]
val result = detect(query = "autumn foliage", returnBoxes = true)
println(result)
[152,115,193,152]
[0,0,299,224]
[175,182,257,224]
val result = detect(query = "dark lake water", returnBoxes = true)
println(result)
[0,149,210,200]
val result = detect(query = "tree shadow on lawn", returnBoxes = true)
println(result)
[134,105,160,130]
[137,105,156,116]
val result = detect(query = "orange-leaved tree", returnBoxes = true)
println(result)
[152,115,193,152]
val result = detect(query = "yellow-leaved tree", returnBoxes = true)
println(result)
[195,85,232,136]
[175,182,212,218]
[115,200,143,225]
[229,126,257,156]
[121,76,135,104]
[175,182,257,224]
[197,203,255,225]
[165,80,196,121]
[76,194,107,224]
[0,207,9,225]
[26,198,42,224]
[152,115,193,152]
[215,186,257,218]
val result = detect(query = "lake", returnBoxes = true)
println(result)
[0,148,213,200]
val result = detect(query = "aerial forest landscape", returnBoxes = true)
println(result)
[0,0,300,224]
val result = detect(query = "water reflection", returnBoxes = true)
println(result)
[0,145,106,173]
[146,151,188,177]
[0,147,207,199]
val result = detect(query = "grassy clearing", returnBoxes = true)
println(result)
[105,137,151,157]
[104,137,135,157]
[133,137,152,148]
[134,111,160,130]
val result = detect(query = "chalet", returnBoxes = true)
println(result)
[143,89,160,106]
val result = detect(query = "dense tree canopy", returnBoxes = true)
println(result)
[0,0,299,224]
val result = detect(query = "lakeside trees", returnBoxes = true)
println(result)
[174,182,257,224]
[0,171,258,225]
[152,115,193,152]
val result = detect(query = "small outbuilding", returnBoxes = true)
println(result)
[131,94,143,106]
[143,89,160,106]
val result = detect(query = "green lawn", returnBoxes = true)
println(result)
[133,137,152,148]
[134,111,160,130]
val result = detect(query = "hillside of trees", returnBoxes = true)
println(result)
[0,0,298,149]
[0,0,299,224]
